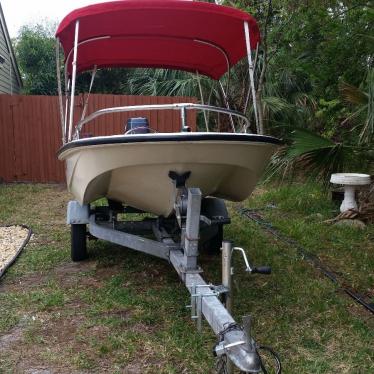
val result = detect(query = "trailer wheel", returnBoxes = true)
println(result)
[208,224,223,254]
[71,224,88,261]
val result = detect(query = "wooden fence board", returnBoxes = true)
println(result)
[0,94,196,183]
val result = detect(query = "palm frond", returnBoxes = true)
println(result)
[340,68,374,145]
[340,82,367,106]
[262,96,293,114]
[267,130,354,184]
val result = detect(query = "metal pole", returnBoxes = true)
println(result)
[222,240,234,374]
[222,240,232,313]
[180,106,188,131]
[80,65,97,123]
[64,79,70,139]
[56,38,65,144]
[183,188,202,269]
[244,21,260,134]
[196,71,209,132]
[68,20,80,141]
[219,81,235,133]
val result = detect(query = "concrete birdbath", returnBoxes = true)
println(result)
[330,173,371,212]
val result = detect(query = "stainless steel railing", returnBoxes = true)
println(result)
[73,103,250,140]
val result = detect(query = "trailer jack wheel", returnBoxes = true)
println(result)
[71,224,88,261]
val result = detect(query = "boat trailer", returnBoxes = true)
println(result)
[67,183,277,373]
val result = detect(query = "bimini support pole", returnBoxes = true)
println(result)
[80,65,97,124]
[64,79,70,140]
[55,38,65,144]
[196,71,209,132]
[68,20,80,142]
[244,21,260,134]
[218,81,235,133]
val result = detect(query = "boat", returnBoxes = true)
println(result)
[56,2,283,372]
[55,0,281,216]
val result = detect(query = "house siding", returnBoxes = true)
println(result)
[0,20,20,94]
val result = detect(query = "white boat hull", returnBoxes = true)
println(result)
[58,133,280,217]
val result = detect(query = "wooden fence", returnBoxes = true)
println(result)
[0,94,196,183]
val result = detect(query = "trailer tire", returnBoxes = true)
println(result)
[71,224,88,261]
[208,224,223,254]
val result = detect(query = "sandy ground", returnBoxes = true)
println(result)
[0,226,30,275]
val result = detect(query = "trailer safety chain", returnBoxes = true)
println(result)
[214,322,282,374]
[238,207,374,315]
[215,354,230,374]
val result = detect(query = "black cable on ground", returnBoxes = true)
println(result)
[0,224,32,278]
[257,345,282,374]
[238,207,374,315]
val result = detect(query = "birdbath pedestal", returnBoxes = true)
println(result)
[330,173,371,213]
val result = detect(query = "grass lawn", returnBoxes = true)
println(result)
[0,182,373,373]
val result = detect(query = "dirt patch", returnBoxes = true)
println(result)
[131,322,157,334]
[0,325,24,349]
[0,273,47,292]
[23,369,54,374]
[346,302,374,328]
[100,309,133,321]
[54,261,99,288]
[54,261,96,277]
[94,264,122,280]
[0,261,97,292]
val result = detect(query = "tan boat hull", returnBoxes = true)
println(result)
[58,133,279,217]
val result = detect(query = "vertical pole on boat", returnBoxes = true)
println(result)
[64,79,70,140]
[55,38,65,144]
[181,106,188,131]
[68,20,80,141]
[221,240,234,374]
[196,71,209,132]
[80,65,97,122]
[218,81,235,133]
[244,21,260,134]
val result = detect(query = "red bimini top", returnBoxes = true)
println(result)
[56,0,260,80]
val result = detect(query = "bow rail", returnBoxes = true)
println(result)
[72,103,250,140]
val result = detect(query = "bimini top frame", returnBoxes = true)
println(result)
[55,0,261,143]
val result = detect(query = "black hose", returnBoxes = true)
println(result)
[258,345,282,374]
[238,207,374,315]
[0,225,32,278]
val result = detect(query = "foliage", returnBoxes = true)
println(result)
[267,130,363,184]
[124,69,203,97]
[269,68,374,183]
[14,22,132,95]
[14,22,57,95]
[238,0,374,178]
[340,69,374,145]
